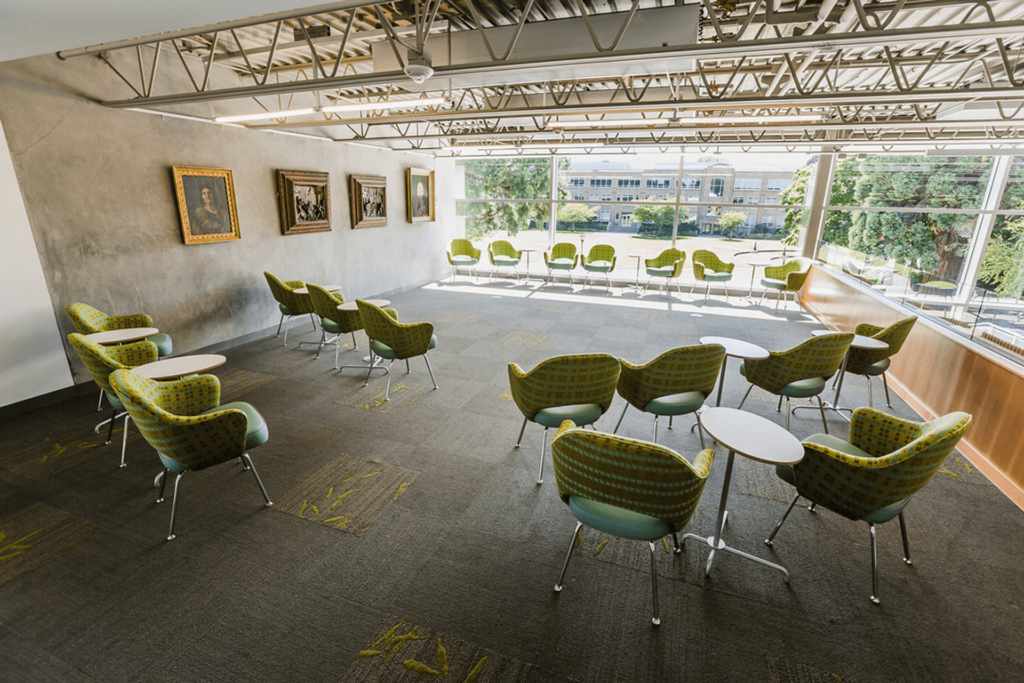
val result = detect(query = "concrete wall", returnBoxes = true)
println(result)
[0,53,458,396]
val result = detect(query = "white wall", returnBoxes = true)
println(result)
[0,116,75,405]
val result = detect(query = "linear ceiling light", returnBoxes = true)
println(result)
[548,114,821,128]
[322,97,448,114]
[216,108,315,123]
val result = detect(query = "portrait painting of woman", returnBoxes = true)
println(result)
[172,166,241,245]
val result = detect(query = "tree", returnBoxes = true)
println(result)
[779,166,810,246]
[633,197,677,236]
[822,157,860,247]
[717,210,747,238]
[556,203,596,229]
[461,158,567,238]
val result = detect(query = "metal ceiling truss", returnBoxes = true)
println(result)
[59,0,1024,152]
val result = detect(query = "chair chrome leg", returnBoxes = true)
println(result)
[383,361,395,400]
[283,317,291,346]
[554,521,583,592]
[808,502,817,513]
[668,416,673,429]
[334,336,341,369]
[96,389,104,412]
[515,417,528,448]
[613,403,629,434]
[737,385,754,410]
[882,373,893,408]
[104,405,117,444]
[405,359,411,374]
[156,468,170,503]
[697,421,706,449]
[537,427,549,485]
[363,350,377,386]
[774,289,782,313]
[649,541,661,626]
[672,532,682,554]
[652,416,659,443]
[275,313,285,337]
[118,414,131,468]
[167,471,185,541]
[238,456,250,470]
[765,493,801,546]
[785,397,792,431]
[817,395,829,435]
[866,375,874,408]
[869,523,881,604]
[424,355,438,390]
[242,453,273,507]
[898,511,912,564]
[351,332,358,350]
[777,394,784,413]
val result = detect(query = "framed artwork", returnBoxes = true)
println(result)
[349,174,387,229]
[406,167,435,223]
[172,166,241,245]
[277,169,331,235]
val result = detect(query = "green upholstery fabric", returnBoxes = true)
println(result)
[552,420,714,534]
[488,240,522,266]
[371,335,437,360]
[741,333,853,394]
[307,284,362,335]
[761,259,810,292]
[645,249,685,278]
[109,370,265,473]
[264,272,314,316]
[357,300,436,360]
[68,333,158,396]
[201,401,269,450]
[508,354,620,422]
[447,239,481,267]
[568,496,671,541]
[67,303,171,356]
[545,242,579,270]
[646,391,706,416]
[583,244,617,272]
[781,408,972,522]
[617,344,725,413]
[845,317,918,376]
[692,250,735,282]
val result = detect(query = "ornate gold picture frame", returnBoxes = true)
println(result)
[406,167,435,223]
[349,174,387,229]
[277,169,331,235]
[172,166,241,245]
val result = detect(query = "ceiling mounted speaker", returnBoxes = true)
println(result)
[405,49,434,84]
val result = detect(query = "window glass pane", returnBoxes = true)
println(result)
[709,178,725,197]
[1000,156,1024,210]
[456,158,552,200]
[456,200,550,240]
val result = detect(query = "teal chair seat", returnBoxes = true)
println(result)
[199,402,269,451]
[703,272,732,282]
[862,358,890,376]
[452,254,478,266]
[535,403,603,429]
[646,266,674,277]
[322,318,344,334]
[493,255,520,266]
[569,496,671,541]
[371,334,438,360]
[645,390,705,416]
[584,260,614,273]
[739,364,827,398]
[147,333,173,357]
[761,277,787,290]
[549,258,575,270]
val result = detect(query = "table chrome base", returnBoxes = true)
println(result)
[792,401,853,423]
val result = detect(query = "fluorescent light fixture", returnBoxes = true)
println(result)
[548,114,821,128]
[215,108,315,123]
[322,97,448,114]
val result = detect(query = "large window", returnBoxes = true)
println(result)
[618,178,640,188]
[646,178,671,189]
[734,178,762,191]
[679,177,701,190]
[709,178,725,197]
[590,178,613,188]
[568,177,585,187]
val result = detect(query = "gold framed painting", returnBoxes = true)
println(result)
[172,166,241,245]
[349,174,387,229]
[406,167,435,223]
[277,169,331,235]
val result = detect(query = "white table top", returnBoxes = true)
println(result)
[700,336,770,360]
[85,327,159,345]
[699,408,804,465]
[812,329,888,350]
[338,298,391,312]
[628,253,644,258]
[133,354,226,380]
[292,285,341,295]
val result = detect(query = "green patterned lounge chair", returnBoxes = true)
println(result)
[487,240,523,281]
[581,244,617,290]
[759,259,811,312]
[738,332,854,433]
[838,316,917,409]
[508,353,620,485]
[644,248,686,295]
[67,332,159,468]
[765,407,971,604]
[544,242,579,286]
[356,300,437,401]
[690,250,736,302]
[109,369,272,541]
[447,239,481,280]
[305,284,398,369]
[551,419,714,625]
[614,344,726,447]
[66,302,173,357]
[264,272,316,346]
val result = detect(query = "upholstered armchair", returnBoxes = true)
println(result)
[691,250,736,302]
[544,242,579,285]
[581,244,617,289]
[840,316,918,409]
[356,300,437,401]
[447,239,481,280]
[66,302,172,357]
[487,240,523,280]
[264,272,315,345]
[759,259,811,312]
[644,248,686,294]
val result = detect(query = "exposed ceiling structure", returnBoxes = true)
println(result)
[56,0,1024,156]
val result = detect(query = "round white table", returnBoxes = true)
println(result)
[700,336,770,408]
[292,285,341,295]
[85,327,160,345]
[746,260,773,301]
[520,249,537,282]
[133,354,226,380]
[682,407,804,581]
[804,330,888,420]
[626,253,645,292]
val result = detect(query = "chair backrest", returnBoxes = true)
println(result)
[507,354,620,420]
[109,369,248,472]
[586,244,616,264]
[764,259,811,291]
[489,240,521,260]
[66,302,152,333]
[449,239,481,259]
[306,283,362,332]
[647,248,684,268]
[264,272,314,315]
[744,332,854,393]
[67,333,158,393]
[551,421,714,532]
[795,407,972,520]
[847,316,918,374]
[692,250,734,279]
[547,242,577,262]
[356,300,434,359]
[617,344,726,410]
